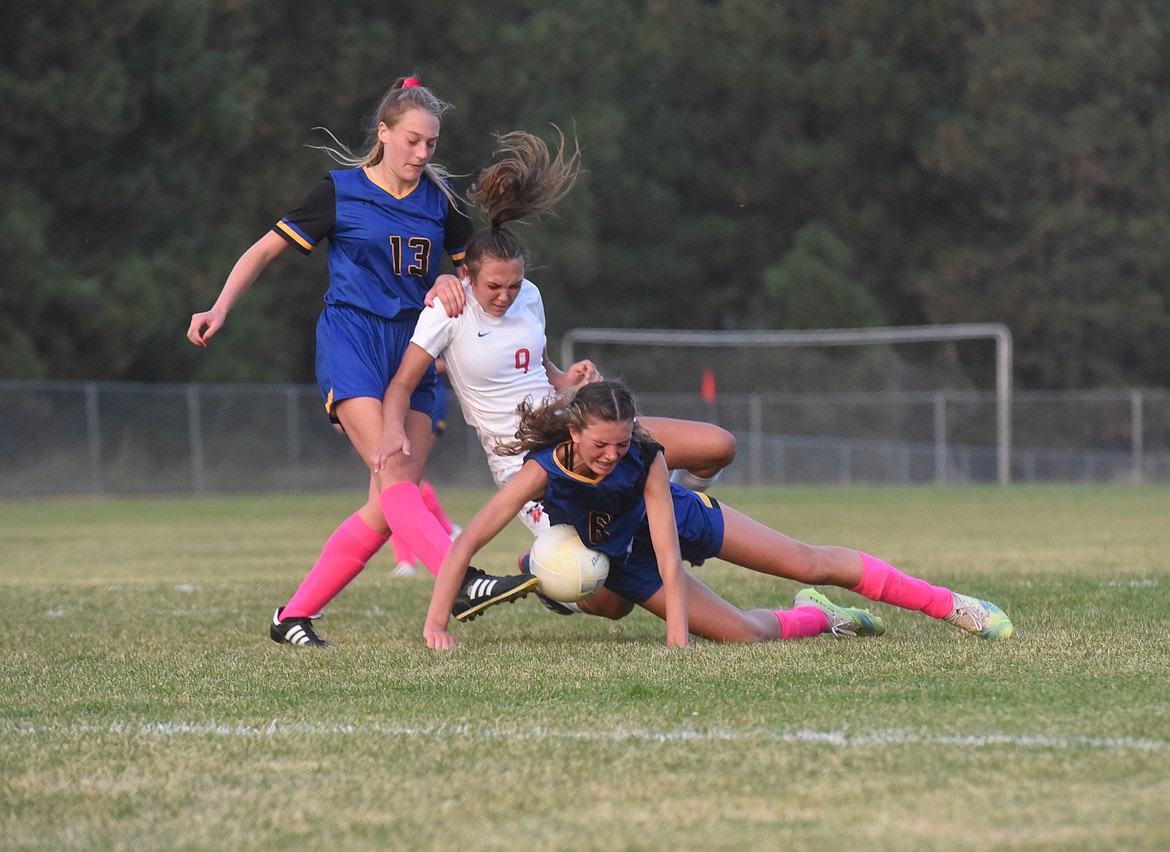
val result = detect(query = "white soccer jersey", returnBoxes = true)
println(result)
[410,279,558,495]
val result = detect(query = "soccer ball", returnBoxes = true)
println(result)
[529,524,610,602]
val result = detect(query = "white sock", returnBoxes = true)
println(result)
[670,469,720,492]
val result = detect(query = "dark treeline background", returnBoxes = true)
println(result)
[3,0,1169,391]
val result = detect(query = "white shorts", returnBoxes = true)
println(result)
[485,446,550,536]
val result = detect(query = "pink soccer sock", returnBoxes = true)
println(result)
[282,513,389,619]
[852,552,955,619]
[419,480,455,535]
[390,533,415,566]
[379,482,453,576]
[774,607,831,639]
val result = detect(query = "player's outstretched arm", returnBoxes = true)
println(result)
[544,350,601,392]
[643,455,689,647]
[187,231,288,347]
[423,461,549,648]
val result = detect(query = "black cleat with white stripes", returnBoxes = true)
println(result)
[269,607,334,647]
[452,567,539,623]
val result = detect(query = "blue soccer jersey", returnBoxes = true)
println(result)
[525,439,664,563]
[527,438,727,604]
[273,169,472,320]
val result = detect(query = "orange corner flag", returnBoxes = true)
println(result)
[701,367,717,404]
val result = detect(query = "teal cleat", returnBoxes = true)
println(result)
[794,588,887,638]
[944,593,1014,640]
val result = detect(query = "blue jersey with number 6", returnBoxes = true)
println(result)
[525,440,663,562]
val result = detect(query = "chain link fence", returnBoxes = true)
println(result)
[1,380,1167,497]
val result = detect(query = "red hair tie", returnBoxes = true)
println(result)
[402,77,421,88]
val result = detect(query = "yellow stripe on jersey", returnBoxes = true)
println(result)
[551,441,605,484]
[276,220,313,252]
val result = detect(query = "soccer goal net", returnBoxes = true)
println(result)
[558,324,1012,485]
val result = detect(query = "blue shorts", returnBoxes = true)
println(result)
[603,490,725,605]
[431,379,448,435]
[315,304,436,423]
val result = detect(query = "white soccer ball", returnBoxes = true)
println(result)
[529,524,610,602]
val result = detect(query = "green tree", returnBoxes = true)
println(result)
[4,0,1170,392]
[762,221,883,329]
[0,0,276,379]
[912,0,1170,387]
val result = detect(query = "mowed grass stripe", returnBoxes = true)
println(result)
[8,720,1168,753]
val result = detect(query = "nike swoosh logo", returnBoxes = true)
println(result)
[477,331,491,337]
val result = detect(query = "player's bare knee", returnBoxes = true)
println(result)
[712,427,737,469]
[579,595,634,620]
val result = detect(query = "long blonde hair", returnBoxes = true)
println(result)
[309,76,458,199]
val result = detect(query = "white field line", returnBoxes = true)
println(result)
[7,721,1167,752]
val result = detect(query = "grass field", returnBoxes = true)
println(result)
[2,485,1169,850]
